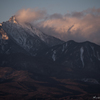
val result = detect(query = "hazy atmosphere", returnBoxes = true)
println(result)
[0,0,100,44]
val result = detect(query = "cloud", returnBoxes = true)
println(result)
[15,8,100,44]
[16,8,47,23]
[48,13,63,19]
[83,7,100,14]
[37,8,100,44]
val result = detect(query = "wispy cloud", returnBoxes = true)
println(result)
[16,8,47,23]
[15,8,100,44]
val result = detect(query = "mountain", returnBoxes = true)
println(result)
[0,16,100,99]
[0,16,63,56]
[1,16,100,78]
[41,40,100,70]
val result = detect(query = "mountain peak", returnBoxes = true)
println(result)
[67,40,76,43]
[66,40,77,45]
[0,16,63,55]
[9,15,18,24]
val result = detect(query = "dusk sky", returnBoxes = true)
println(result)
[0,0,100,22]
[0,0,100,44]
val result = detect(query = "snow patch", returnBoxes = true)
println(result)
[9,16,18,24]
[66,43,67,46]
[62,43,67,52]
[62,45,65,52]
[52,50,56,61]
[82,78,99,84]
[91,46,96,57]
[80,47,84,67]
[2,34,9,40]
[0,23,2,26]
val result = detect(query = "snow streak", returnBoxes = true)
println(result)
[80,47,84,67]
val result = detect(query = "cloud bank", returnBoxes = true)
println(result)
[16,8,100,45]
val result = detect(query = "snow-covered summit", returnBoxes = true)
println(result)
[9,16,63,46]
[0,16,63,55]
[9,16,18,24]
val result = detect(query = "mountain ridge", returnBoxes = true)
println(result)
[0,16,100,100]
[41,40,100,70]
[0,16,100,70]
[0,16,63,56]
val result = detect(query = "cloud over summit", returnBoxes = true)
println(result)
[15,8,100,44]
[16,8,47,23]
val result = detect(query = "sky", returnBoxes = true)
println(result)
[0,0,100,44]
[0,0,100,22]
